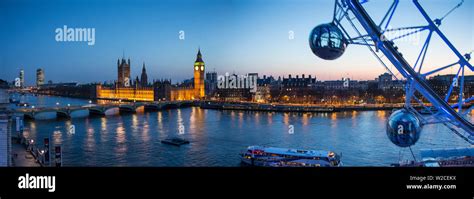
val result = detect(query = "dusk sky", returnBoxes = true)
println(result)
[0,0,472,85]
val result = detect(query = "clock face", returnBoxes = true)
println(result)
[195,66,199,71]
[200,66,204,71]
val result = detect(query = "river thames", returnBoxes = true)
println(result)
[12,94,472,166]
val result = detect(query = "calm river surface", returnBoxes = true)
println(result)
[12,94,472,166]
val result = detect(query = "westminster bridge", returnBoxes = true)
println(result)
[14,101,195,120]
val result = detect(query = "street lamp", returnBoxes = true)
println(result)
[56,102,59,106]
[67,104,70,107]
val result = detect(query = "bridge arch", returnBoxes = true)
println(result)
[89,106,120,116]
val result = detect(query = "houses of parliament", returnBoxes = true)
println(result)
[96,49,206,101]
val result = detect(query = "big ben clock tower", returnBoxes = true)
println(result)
[193,48,205,99]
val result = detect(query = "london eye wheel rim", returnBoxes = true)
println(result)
[317,0,474,143]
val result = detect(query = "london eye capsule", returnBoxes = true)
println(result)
[386,109,423,147]
[309,23,347,60]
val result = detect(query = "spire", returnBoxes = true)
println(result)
[140,62,148,87]
[121,50,126,64]
[195,47,204,62]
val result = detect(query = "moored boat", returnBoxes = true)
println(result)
[240,146,342,167]
[161,137,190,146]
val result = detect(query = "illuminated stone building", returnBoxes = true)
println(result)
[97,85,154,101]
[97,49,206,102]
[153,79,172,101]
[97,57,154,101]
[168,48,206,101]
[117,57,131,87]
[193,48,205,98]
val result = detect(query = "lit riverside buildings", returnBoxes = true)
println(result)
[18,55,474,104]
[96,48,206,101]
[117,57,131,87]
[94,63,472,104]
[97,57,154,101]
[165,48,206,101]
[427,74,474,103]
[208,73,258,102]
[155,48,206,101]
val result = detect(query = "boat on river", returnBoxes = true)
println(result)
[240,146,342,167]
[161,137,190,146]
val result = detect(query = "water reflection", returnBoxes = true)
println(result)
[283,113,290,126]
[142,118,150,143]
[64,120,71,136]
[85,118,95,151]
[16,94,472,166]
[302,114,309,126]
[267,113,273,125]
[115,121,127,156]
[100,117,107,132]
[157,112,163,132]
[132,114,139,133]
[376,110,386,120]
[331,112,337,121]
[177,109,183,136]
[52,129,62,145]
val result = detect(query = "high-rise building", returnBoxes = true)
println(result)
[140,62,148,87]
[36,68,45,87]
[205,71,218,96]
[117,57,131,87]
[0,80,11,166]
[0,113,11,167]
[0,80,9,105]
[19,69,24,88]
[193,48,205,98]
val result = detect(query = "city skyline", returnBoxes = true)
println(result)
[1,1,474,195]
[7,55,471,88]
[1,0,473,85]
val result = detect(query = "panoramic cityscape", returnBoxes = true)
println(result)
[0,44,472,167]
[0,0,473,169]
[1,0,474,197]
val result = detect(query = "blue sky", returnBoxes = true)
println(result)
[0,0,472,85]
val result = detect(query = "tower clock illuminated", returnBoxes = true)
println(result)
[193,48,205,98]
